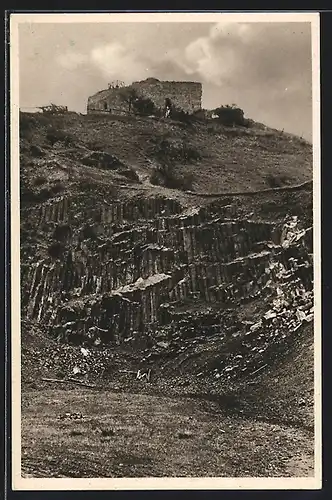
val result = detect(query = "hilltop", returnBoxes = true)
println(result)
[20,111,312,200]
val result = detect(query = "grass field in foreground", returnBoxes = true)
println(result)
[21,388,314,478]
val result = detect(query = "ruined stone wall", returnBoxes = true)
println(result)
[131,79,202,113]
[87,88,129,114]
[87,79,202,114]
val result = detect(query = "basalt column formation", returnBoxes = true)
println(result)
[21,193,313,347]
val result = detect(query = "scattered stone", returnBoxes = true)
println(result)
[156,341,170,349]
[21,189,313,389]
[59,412,84,420]
[100,427,115,437]
[70,430,84,437]
[177,430,193,439]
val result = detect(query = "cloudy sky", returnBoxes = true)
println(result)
[18,20,313,140]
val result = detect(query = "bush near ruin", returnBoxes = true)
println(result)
[119,88,158,116]
[213,104,249,127]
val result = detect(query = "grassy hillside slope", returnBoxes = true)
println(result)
[20,111,312,196]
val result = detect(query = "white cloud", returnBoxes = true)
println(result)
[159,21,311,94]
[161,24,242,85]
[90,42,149,83]
[57,42,151,84]
[183,35,237,84]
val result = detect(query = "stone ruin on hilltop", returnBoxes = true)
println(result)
[87,77,202,115]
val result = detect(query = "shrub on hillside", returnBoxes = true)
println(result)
[119,168,140,182]
[170,107,195,125]
[51,181,65,194]
[77,178,94,192]
[150,163,194,191]
[19,113,37,139]
[213,104,248,127]
[86,140,107,151]
[119,87,138,113]
[46,126,73,146]
[20,113,35,130]
[77,177,118,198]
[132,95,157,116]
[20,185,38,202]
[38,187,54,201]
[192,109,208,121]
[119,87,157,116]
[149,168,162,186]
[33,175,47,186]
[30,145,46,158]
[153,138,201,164]
[21,178,65,203]
[266,174,291,188]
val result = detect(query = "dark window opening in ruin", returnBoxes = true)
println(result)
[104,102,108,111]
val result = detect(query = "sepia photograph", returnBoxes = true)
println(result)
[10,12,321,490]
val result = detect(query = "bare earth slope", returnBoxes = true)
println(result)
[20,111,315,478]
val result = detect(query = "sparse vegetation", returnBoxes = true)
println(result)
[119,87,138,113]
[51,181,65,194]
[19,113,37,139]
[150,163,194,191]
[46,126,73,146]
[170,107,195,125]
[77,178,95,193]
[213,104,248,127]
[33,175,47,186]
[86,140,107,152]
[30,145,46,158]
[38,103,69,114]
[18,108,312,195]
[153,137,201,164]
[132,95,157,116]
[266,174,291,188]
[119,88,157,116]
[20,185,38,203]
[37,187,53,201]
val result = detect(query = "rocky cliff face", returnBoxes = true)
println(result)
[21,189,313,363]
[19,111,314,389]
